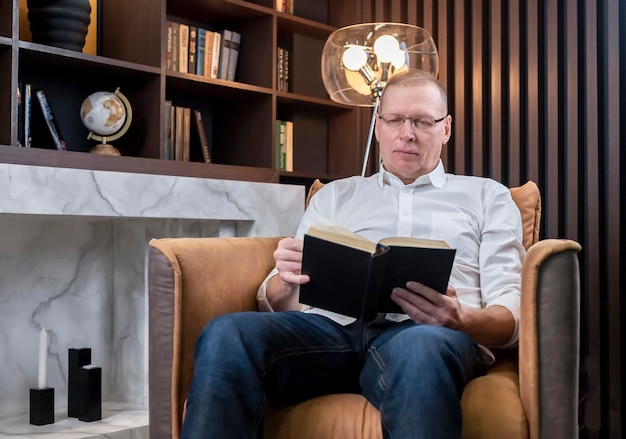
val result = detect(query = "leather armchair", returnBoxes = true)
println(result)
[147,181,581,439]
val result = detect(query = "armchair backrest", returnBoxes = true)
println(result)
[306,179,542,250]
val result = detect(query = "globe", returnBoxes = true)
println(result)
[80,90,127,136]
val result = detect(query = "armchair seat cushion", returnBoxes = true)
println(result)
[265,357,526,439]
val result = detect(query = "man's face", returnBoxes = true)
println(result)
[374,83,452,184]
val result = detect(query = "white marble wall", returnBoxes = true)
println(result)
[0,164,304,420]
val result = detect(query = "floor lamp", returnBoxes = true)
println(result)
[321,23,439,176]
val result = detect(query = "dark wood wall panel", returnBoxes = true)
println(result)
[354,0,624,436]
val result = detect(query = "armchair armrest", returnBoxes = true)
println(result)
[519,238,582,439]
[148,237,281,439]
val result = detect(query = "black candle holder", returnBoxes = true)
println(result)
[30,387,54,425]
[68,348,91,418]
[78,366,101,422]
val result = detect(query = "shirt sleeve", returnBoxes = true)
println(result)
[478,183,526,347]
[256,268,278,312]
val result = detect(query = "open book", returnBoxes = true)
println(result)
[300,219,456,322]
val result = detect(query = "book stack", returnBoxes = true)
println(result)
[275,119,293,171]
[166,20,241,81]
[163,101,211,163]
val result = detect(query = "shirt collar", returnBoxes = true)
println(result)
[376,159,446,188]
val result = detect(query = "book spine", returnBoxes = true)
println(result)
[194,110,211,163]
[182,107,191,162]
[285,120,293,172]
[166,20,173,70]
[361,251,390,322]
[24,83,32,148]
[175,106,184,161]
[170,104,176,159]
[277,47,284,91]
[171,22,179,72]
[218,29,232,80]
[196,28,206,76]
[17,84,23,146]
[188,26,197,74]
[279,120,286,170]
[282,48,289,92]
[178,23,189,74]
[210,32,221,79]
[204,30,214,78]
[35,89,67,151]
[275,119,282,169]
[163,100,173,160]
[226,31,241,81]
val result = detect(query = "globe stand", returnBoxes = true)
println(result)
[83,88,133,155]
[88,143,121,156]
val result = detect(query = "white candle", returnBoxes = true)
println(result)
[38,326,47,389]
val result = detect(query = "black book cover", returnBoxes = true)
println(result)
[300,230,456,322]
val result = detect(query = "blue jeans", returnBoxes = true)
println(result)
[181,311,488,439]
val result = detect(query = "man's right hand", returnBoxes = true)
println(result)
[267,237,310,311]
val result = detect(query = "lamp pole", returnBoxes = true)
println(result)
[361,82,383,177]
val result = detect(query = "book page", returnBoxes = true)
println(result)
[307,218,376,253]
[307,217,450,252]
[379,236,451,249]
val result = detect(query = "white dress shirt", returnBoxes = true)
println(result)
[258,160,525,348]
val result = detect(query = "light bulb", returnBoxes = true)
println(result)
[373,35,399,63]
[342,45,367,71]
[391,49,406,69]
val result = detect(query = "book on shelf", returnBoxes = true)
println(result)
[178,23,189,74]
[16,85,22,146]
[277,46,288,91]
[188,26,197,74]
[210,31,221,79]
[203,30,215,78]
[163,100,173,160]
[218,29,232,80]
[166,21,173,70]
[16,82,34,148]
[170,21,179,72]
[282,48,289,92]
[300,219,456,322]
[275,120,282,169]
[196,28,206,76]
[226,31,241,81]
[182,107,191,161]
[276,119,286,170]
[284,120,293,172]
[194,110,211,163]
[23,83,32,148]
[275,0,294,14]
[174,106,184,161]
[34,89,67,151]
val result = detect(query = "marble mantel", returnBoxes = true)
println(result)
[0,163,304,433]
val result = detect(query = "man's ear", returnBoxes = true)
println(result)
[442,114,452,144]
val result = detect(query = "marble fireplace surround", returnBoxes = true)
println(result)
[0,164,304,426]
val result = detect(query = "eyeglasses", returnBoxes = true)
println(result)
[377,114,447,131]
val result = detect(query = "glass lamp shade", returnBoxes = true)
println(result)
[321,23,439,106]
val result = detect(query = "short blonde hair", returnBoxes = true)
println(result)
[380,70,448,114]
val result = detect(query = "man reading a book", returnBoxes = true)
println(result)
[181,70,524,438]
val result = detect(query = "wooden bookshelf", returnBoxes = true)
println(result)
[1,0,363,184]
